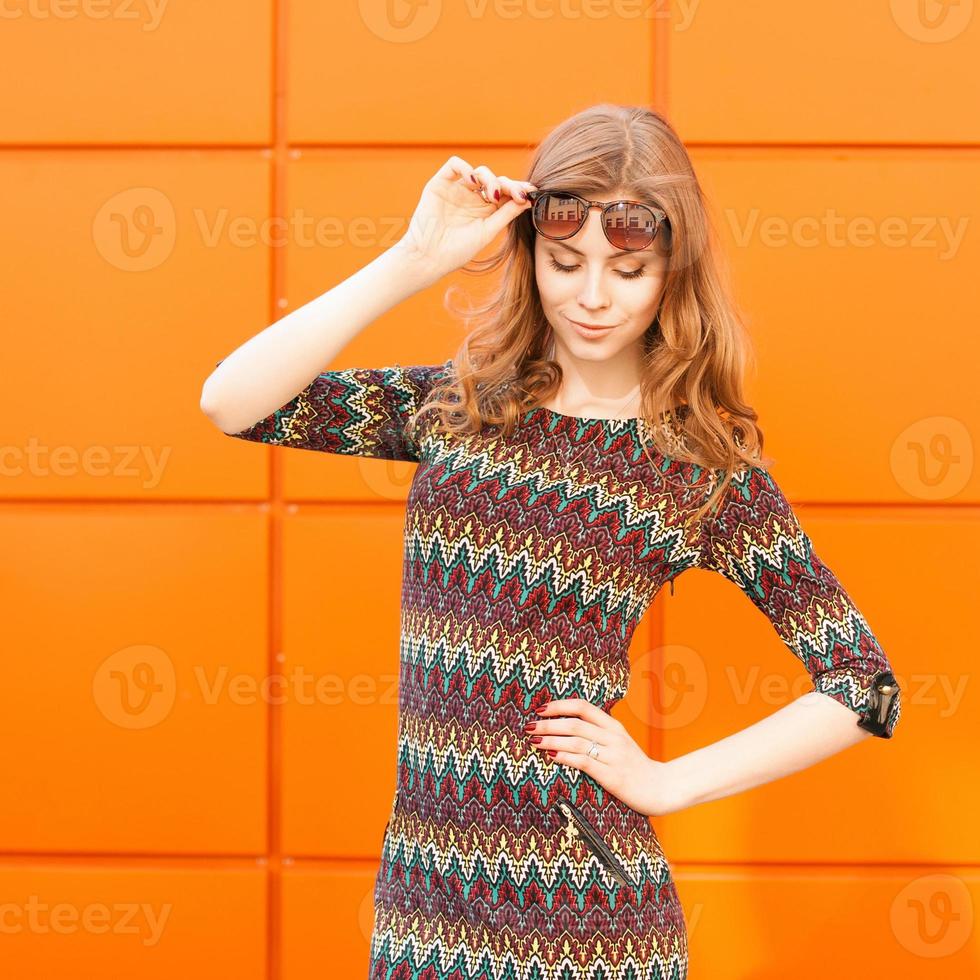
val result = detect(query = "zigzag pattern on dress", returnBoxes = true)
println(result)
[699,463,899,730]
[225,359,901,979]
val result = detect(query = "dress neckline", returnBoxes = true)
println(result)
[519,404,718,492]
[524,405,641,425]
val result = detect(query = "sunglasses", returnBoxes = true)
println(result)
[526,190,670,252]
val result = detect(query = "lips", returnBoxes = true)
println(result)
[564,314,619,342]
[568,317,616,331]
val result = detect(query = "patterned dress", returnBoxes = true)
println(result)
[224,358,902,980]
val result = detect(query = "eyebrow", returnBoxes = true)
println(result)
[552,242,650,260]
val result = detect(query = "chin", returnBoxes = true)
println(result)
[566,337,616,356]
[557,328,628,356]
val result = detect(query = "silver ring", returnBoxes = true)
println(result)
[587,741,600,760]
[478,185,490,203]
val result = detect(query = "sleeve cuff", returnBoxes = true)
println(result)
[813,668,902,739]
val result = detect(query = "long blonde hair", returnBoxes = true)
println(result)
[410,102,771,524]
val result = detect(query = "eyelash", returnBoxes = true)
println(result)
[547,257,645,280]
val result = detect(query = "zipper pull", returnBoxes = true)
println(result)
[857,670,899,738]
[559,803,578,852]
[555,799,632,888]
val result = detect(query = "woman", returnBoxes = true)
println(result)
[202,103,902,980]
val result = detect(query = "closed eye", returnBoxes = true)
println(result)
[547,257,645,280]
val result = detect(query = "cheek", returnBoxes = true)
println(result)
[628,282,665,315]
[534,269,570,307]
[619,288,664,336]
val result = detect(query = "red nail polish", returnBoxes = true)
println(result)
[494,189,500,200]
[535,702,550,714]
[531,735,543,744]
[523,722,536,733]
[547,750,557,758]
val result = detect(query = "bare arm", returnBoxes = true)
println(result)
[527,690,884,820]
[660,691,875,813]
[200,155,536,436]
[525,463,902,818]
[657,463,903,812]
[200,244,437,435]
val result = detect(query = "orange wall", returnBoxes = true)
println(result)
[1,2,978,977]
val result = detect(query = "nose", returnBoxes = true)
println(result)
[574,212,613,310]
[576,266,612,311]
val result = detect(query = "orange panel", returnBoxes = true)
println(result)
[0,863,266,980]
[0,151,272,501]
[0,2,272,144]
[281,866,378,979]
[288,3,652,143]
[670,1,980,143]
[620,611,658,757]
[676,866,980,979]
[4,0,973,972]
[656,508,978,866]
[279,508,408,858]
[276,148,534,501]
[689,147,980,502]
[0,506,269,854]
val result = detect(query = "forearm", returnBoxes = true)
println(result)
[662,692,874,813]
[200,242,438,434]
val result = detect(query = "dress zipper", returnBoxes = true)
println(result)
[554,798,632,887]
[856,670,900,737]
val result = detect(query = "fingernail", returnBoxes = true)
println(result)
[547,750,557,758]
[535,702,551,714]
[531,735,543,744]
[518,191,527,201]
[494,189,500,200]
[523,722,537,733]
[470,174,478,183]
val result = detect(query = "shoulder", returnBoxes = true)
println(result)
[403,358,454,394]
[705,462,803,548]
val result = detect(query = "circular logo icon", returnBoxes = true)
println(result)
[92,187,176,272]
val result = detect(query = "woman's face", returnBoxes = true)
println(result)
[533,191,668,363]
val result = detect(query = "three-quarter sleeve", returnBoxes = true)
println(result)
[697,464,902,738]
[219,359,452,463]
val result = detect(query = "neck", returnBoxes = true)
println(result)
[546,343,645,418]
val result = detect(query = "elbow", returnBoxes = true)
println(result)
[200,359,240,434]
[199,380,228,431]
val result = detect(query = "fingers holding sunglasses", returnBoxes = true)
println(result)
[440,157,493,210]
[468,166,537,207]
[468,165,501,205]
[500,176,538,205]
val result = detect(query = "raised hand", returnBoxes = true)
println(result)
[394,155,537,286]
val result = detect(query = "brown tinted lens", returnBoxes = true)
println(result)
[532,193,586,239]
[602,202,659,250]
